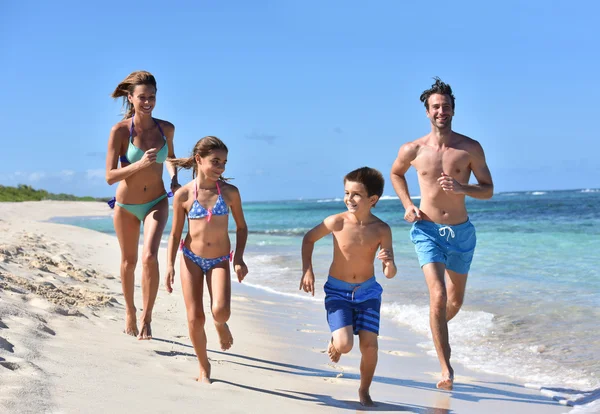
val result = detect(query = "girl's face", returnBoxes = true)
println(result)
[128,84,156,116]
[196,149,228,181]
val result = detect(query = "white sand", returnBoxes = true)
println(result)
[0,201,571,413]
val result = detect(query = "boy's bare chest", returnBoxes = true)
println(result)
[335,227,379,253]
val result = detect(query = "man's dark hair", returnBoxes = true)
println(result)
[419,77,455,110]
[344,167,384,202]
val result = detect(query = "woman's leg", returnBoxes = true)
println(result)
[113,206,141,336]
[138,196,169,339]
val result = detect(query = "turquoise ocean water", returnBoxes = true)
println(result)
[52,189,600,401]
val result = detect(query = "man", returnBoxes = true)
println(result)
[390,77,493,390]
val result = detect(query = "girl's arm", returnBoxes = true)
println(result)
[227,185,248,282]
[165,187,188,293]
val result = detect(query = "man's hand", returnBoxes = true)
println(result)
[404,205,422,222]
[438,173,465,194]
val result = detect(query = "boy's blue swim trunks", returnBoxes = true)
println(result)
[324,275,382,335]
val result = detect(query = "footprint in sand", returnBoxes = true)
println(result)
[297,329,317,333]
[383,350,417,357]
[0,336,15,353]
[0,361,20,371]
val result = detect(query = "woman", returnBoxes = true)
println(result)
[105,71,180,339]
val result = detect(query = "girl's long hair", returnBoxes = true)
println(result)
[170,136,230,180]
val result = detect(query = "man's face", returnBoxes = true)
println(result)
[426,93,454,130]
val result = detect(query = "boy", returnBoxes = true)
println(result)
[299,166,397,407]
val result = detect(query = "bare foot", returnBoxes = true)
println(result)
[123,310,138,337]
[196,375,212,384]
[137,321,152,340]
[215,323,233,351]
[436,373,454,391]
[359,388,376,407]
[327,338,341,363]
[196,363,211,384]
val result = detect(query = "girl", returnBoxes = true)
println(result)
[166,136,248,383]
[105,71,180,339]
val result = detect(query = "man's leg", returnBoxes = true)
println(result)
[423,262,454,390]
[445,269,468,321]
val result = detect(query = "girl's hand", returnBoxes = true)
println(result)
[233,259,248,283]
[165,265,175,293]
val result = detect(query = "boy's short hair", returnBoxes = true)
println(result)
[344,167,384,200]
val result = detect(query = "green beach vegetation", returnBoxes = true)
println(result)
[0,185,110,202]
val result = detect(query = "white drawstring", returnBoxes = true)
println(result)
[439,226,455,241]
[351,285,360,301]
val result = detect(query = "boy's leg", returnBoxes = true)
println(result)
[326,298,354,362]
[357,330,378,407]
[329,326,353,362]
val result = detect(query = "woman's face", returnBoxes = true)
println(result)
[128,84,156,116]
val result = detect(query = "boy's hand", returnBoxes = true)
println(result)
[233,258,248,283]
[377,248,394,264]
[299,270,315,296]
[165,265,175,293]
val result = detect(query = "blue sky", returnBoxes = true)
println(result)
[1,0,598,201]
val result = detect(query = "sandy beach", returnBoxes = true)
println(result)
[0,201,572,413]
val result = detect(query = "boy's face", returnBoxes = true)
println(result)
[344,180,376,213]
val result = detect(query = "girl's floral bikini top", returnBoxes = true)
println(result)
[188,180,229,221]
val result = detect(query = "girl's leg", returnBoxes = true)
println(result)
[138,197,169,339]
[113,206,141,336]
[205,261,233,351]
[180,254,211,383]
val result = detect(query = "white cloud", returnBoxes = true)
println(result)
[86,169,105,180]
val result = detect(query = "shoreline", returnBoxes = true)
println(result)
[0,201,572,413]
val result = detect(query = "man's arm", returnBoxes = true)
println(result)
[439,140,493,199]
[390,142,422,221]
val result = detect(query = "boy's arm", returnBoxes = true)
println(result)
[377,223,397,279]
[300,216,336,296]
[165,188,187,293]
